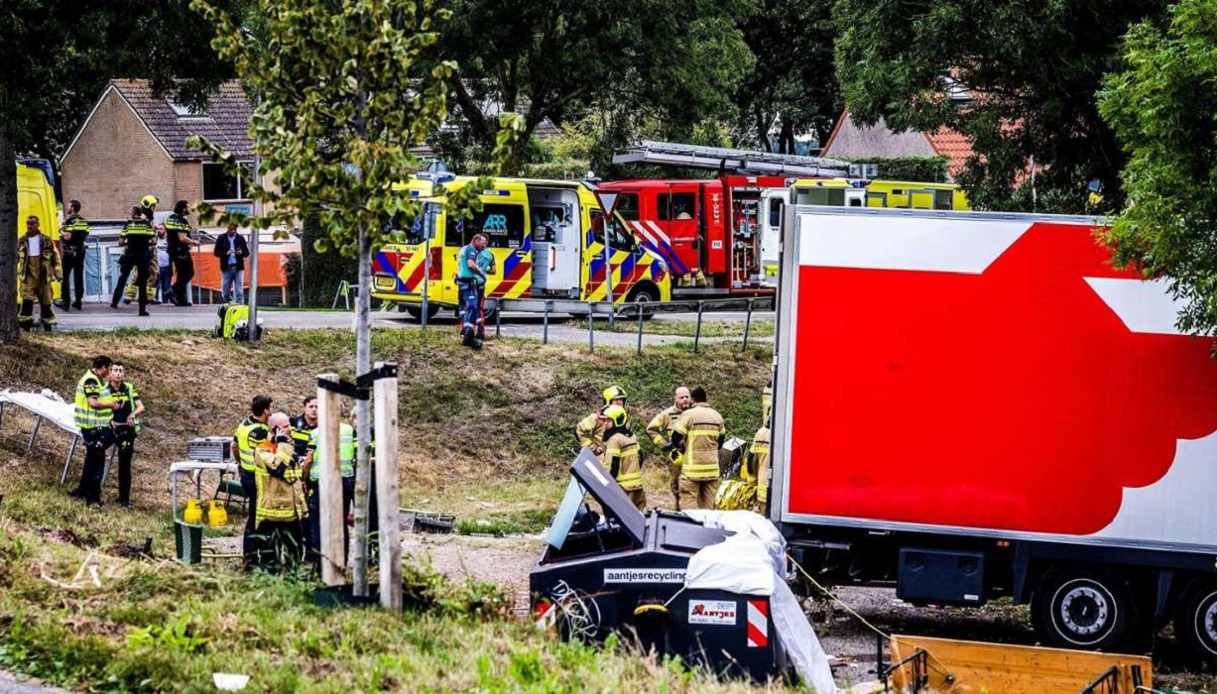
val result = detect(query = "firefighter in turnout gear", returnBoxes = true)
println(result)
[741,386,772,512]
[235,395,273,568]
[670,386,726,510]
[647,386,691,508]
[70,356,120,505]
[576,385,627,455]
[602,405,646,511]
[58,200,90,311]
[17,215,60,331]
[250,412,307,572]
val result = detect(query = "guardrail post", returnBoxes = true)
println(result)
[543,301,551,345]
[694,301,704,353]
[587,305,595,353]
[741,298,754,351]
[495,299,502,338]
[636,303,644,356]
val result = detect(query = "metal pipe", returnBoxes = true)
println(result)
[495,299,502,337]
[421,233,431,330]
[694,301,704,353]
[542,301,550,344]
[741,298,754,350]
[27,416,42,452]
[636,303,644,356]
[587,306,594,353]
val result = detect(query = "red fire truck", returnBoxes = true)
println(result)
[600,141,847,296]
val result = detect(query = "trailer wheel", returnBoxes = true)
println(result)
[1176,580,1217,660]
[1033,571,1133,651]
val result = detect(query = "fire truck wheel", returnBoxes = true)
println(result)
[1176,579,1217,660]
[403,303,440,322]
[1032,571,1133,651]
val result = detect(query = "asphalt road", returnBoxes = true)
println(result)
[46,302,775,349]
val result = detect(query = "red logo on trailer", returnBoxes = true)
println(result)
[787,218,1217,537]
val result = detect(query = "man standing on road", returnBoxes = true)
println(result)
[456,232,489,349]
[17,215,60,332]
[58,200,90,311]
[647,386,691,508]
[165,200,198,306]
[105,362,144,508]
[70,356,119,505]
[110,206,155,315]
[235,395,272,568]
[214,223,250,304]
[671,386,726,510]
[577,385,627,456]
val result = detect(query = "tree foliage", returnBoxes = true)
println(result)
[735,0,840,153]
[1099,0,1217,336]
[437,0,752,173]
[0,0,241,343]
[832,0,1167,211]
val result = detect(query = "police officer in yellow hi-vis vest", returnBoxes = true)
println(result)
[250,412,307,572]
[304,405,356,566]
[670,386,726,510]
[110,205,156,315]
[741,386,772,513]
[602,404,646,511]
[576,385,627,456]
[70,356,120,505]
[235,395,272,568]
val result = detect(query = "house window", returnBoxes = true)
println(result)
[167,100,207,117]
[202,161,254,201]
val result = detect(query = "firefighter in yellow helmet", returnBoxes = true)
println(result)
[575,385,627,456]
[741,386,772,512]
[670,386,725,510]
[602,404,646,511]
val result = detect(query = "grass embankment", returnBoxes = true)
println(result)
[0,330,776,691]
[597,318,776,339]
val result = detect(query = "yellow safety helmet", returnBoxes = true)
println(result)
[603,404,628,428]
[140,194,159,210]
[602,385,628,404]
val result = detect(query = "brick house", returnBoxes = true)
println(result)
[60,78,276,225]
[820,107,974,180]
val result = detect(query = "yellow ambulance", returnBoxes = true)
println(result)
[371,177,672,319]
[16,160,61,300]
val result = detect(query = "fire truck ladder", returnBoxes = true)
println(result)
[611,140,850,177]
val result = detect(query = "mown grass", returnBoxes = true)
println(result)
[598,318,776,338]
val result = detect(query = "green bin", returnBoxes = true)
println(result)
[174,520,203,564]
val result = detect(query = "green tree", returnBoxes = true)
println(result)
[438,0,752,174]
[1099,0,1217,336]
[832,0,1167,211]
[735,0,840,153]
[0,0,240,343]
[190,0,517,597]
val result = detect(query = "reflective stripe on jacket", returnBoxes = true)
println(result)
[646,405,681,448]
[575,410,607,450]
[254,439,306,525]
[308,423,355,482]
[673,404,725,481]
[605,430,643,491]
[74,370,112,430]
[751,426,770,503]
[235,416,269,472]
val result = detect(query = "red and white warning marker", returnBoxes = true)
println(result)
[746,599,768,648]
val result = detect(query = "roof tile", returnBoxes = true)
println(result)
[111,78,254,161]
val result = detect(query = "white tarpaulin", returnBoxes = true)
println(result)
[0,389,78,433]
[683,517,837,694]
[681,509,787,577]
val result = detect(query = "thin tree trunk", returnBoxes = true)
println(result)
[351,225,372,596]
[0,126,19,344]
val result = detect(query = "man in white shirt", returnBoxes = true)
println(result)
[17,215,61,331]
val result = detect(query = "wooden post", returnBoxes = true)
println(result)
[316,374,345,586]
[373,361,401,610]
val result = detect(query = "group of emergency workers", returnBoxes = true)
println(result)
[233,394,365,572]
[576,383,771,513]
[17,195,200,330]
[70,355,146,506]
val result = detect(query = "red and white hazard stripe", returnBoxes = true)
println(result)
[746,599,768,648]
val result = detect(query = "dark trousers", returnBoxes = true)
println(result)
[458,280,485,338]
[113,425,137,504]
[171,255,194,305]
[61,252,85,306]
[248,519,306,573]
[76,427,114,504]
[306,476,355,568]
[112,252,150,311]
[240,468,258,565]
